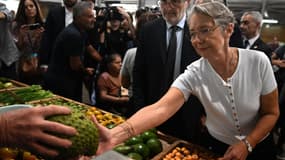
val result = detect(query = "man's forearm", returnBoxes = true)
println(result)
[0,12,6,20]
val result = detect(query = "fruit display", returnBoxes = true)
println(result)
[0,77,28,90]
[29,97,125,127]
[154,141,219,160]
[0,148,41,160]
[113,129,163,160]
[0,85,54,106]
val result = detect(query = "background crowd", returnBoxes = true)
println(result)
[0,0,285,159]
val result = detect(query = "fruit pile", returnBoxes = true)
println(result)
[113,129,163,160]
[162,146,199,160]
[0,148,39,160]
[0,77,14,89]
[30,98,125,127]
[0,85,54,105]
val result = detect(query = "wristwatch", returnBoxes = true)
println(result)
[242,138,253,153]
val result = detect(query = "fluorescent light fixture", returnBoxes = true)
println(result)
[262,19,279,24]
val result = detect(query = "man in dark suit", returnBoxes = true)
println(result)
[133,0,204,142]
[240,11,272,59]
[39,0,78,68]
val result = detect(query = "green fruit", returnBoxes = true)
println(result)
[3,82,13,88]
[114,145,133,155]
[146,138,163,156]
[147,128,157,134]
[125,136,144,146]
[132,143,150,159]
[141,131,157,142]
[106,123,116,129]
[46,108,99,159]
[127,152,143,160]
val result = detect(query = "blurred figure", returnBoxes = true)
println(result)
[0,3,20,80]
[240,11,272,60]
[97,53,129,117]
[121,12,160,116]
[13,0,45,85]
[272,45,285,160]
[103,7,135,58]
[44,1,101,102]
[39,0,78,69]
[267,36,280,51]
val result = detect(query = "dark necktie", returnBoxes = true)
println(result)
[244,39,250,48]
[166,26,180,87]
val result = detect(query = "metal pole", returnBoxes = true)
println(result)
[138,0,145,9]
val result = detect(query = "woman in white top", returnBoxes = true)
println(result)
[94,2,279,160]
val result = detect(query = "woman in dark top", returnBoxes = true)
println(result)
[13,0,44,85]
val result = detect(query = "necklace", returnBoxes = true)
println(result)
[220,49,236,80]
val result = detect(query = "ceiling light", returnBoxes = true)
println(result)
[262,19,279,24]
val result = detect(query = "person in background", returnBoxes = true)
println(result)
[272,45,285,160]
[267,36,280,52]
[96,53,129,117]
[0,105,77,159]
[240,11,272,60]
[121,12,160,116]
[95,2,279,160]
[12,0,45,85]
[44,1,102,102]
[132,0,204,143]
[39,0,78,70]
[103,7,135,58]
[0,3,20,80]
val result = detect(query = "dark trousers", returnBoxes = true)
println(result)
[199,130,276,160]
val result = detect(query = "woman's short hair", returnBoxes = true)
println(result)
[189,1,235,28]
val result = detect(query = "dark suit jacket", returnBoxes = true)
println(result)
[250,37,273,60]
[133,18,204,142]
[39,6,66,65]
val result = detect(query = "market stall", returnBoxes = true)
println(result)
[0,78,219,160]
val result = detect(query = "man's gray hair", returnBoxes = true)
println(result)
[189,1,235,28]
[242,11,263,27]
[73,1,93,20]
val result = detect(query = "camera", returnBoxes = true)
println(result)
[27,23,41,30]
[94,6,123,33]
[108,7,123,21]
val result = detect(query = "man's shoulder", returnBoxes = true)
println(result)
[48,6,65,16]
[58,24,81,40]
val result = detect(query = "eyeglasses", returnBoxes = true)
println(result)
[240,20,250,25]
[158,0,184,7]
[190,25,220,40]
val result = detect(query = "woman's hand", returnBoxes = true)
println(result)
[0,105,77,158]
[218,141,248,160]
[90,115,115,155]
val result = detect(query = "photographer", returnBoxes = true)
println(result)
[101,6,135,58]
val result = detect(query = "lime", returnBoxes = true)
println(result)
[125,136,144,145]
[132,143,150,159]
[141,131,157,142]
[146,138,163,156]
[106,123,116,129]
[113,145,133,155]
[127,152,143,160]
[147,128,157,134]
